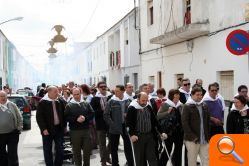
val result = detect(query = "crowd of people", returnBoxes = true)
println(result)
[0,79,248,166]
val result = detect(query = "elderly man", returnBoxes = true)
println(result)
[104,85,134,166]
[65,88,94,166]
[196,79,206,95]
[126,92,167,166]
[0,90,22,166]
[36,86,66,166]
[124,83,135,101]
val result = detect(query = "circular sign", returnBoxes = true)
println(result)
[226,29,249,56]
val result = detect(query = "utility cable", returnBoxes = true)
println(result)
[78,0,101,38]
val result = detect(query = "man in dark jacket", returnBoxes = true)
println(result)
[182,87,210,166]
[126,92,167,166]
[104,85,134,166]
[90,81,112,166]
[179,78,191,104]
[36,86,66,166]
[65,88,94,166]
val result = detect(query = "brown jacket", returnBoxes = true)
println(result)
[182,103,210,142]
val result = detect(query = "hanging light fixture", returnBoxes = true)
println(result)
[47,40,57,53]
[52,25,67,43]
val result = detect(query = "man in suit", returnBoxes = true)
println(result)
[36,86,66,166]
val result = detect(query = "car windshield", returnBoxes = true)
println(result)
[8,97,25,108]
[17,90,34,97]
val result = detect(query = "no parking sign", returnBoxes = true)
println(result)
[226,29,249,56]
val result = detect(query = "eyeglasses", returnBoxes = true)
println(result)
[99,86,107,88]
[210,89,218,92]
[183,83,191,86]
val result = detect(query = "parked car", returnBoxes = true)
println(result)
[16,89,37,110]
[7,95,31,130]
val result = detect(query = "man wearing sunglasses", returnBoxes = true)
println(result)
[179,78,191,104]
[202,83,224,138]
[90,82,112,166]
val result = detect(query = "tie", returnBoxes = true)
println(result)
[52,101,60,125]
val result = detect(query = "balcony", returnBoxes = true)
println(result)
[150,22,209,46]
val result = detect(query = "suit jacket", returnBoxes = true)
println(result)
[36,98,65,135]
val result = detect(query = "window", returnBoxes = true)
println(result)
[147,0,153,26]
[133,73,138,91]
[219,71,234,100]
[124,75,129,85]
[158,71,162,88]
[116,51,119,66]
[149,76,155,85]
[184,0,191,25]
[149,7,153,25]
[110,52,114,67]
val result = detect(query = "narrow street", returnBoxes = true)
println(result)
[18,111,127,166]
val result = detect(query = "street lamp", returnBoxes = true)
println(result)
[0,17,23,26]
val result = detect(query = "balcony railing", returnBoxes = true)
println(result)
[150,21,209,46]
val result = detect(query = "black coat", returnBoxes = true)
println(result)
[126,105,162,137]
[36,98,65,135]
[179,92,187,104]
[90,96,112,130]
[226,109,249,134]
[65,101,94,130]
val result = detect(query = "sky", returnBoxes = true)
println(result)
[0,0,134,71]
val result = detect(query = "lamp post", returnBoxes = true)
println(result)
[0,17,23,26]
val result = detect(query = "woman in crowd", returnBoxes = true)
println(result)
[155,88,167,111]
[80,84,98,151]
[157,89,183,166]
[227,95,249,134]
[62,89,72,103]
[80,84,93,103]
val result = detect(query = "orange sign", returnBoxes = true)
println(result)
[210,134,249,166]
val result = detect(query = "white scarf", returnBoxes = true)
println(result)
[165,99,182,108]
[41,93,58,102]
[95,91,112,98]
[129,99,149,109]
[202,92,219,102]
[186,97,203,105]
[231,104,249,116]
[111,95,127,101]
[70,98,84,104]
[179,87,191,95]
[124,92,135,100]
[0,100,10,112]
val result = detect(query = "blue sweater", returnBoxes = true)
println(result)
[204,99,224,125]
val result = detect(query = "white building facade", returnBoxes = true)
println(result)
[0,30,42,91]
[83,8,141,90]
[139,0,249,100]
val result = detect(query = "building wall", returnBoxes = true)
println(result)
[82,9,140,90]
[139,0,249,99]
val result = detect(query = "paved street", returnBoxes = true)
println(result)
[18,111,127,166]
